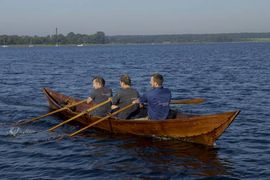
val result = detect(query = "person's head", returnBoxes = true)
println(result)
[92,76,105,89]
[150,73,164,88]
[120,74,131,88]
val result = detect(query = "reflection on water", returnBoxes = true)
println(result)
[82,131,234,178]
[120,137,233,177]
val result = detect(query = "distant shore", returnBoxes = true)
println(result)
[1,42,270,49]
[1,41,270,48]
[1,32,270,47]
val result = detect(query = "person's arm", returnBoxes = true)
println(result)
[111,92,120,105]
[135,90,140,98]
[111,91,120,109]
[87,97,93,104]
[138,93,148,104]
[109,89,113,97]
[87,89,96,104]
[133,92,147,104]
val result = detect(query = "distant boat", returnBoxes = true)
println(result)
[77,44,84,47]
[29,39,34,47]
[2,39,8,47]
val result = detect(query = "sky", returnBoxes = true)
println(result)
[0,0,269,36]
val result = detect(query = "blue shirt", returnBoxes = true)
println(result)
[139,87,171,120]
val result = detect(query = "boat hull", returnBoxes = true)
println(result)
[43,88,240,146]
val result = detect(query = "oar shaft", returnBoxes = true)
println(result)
[69,103,135,137]
[49,111,86,131]
[49,98,111,131]
[17,99,87,125]
[30,108,68,122]
[170,98,204,104]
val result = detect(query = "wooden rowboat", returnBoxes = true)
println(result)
[43,88,240,146]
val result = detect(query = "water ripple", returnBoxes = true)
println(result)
[0,43,270,179]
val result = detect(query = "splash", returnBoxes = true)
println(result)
[9,127,20,136]
[7,127,38,137]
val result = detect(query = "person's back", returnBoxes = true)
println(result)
[87,76,112,117]
[112,75,139,119]
[133,73,171,120]
[140,87,171,120]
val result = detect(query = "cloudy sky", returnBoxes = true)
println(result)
[0,0,269,36]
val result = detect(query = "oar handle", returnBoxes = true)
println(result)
[69,103,135,137]
[48,98,112,131]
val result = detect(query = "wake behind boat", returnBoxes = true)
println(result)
[43,87,240,146]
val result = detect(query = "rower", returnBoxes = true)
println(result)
[87,76,112,117]
[133,73,171,120]
[111,74,139,119]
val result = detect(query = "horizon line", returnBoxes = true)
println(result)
[1,31,270,37]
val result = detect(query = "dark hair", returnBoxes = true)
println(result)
[92,76,105,86]
[120,74,131,86]
[151,73,164,86]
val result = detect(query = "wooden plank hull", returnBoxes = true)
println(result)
[43,88,240,146]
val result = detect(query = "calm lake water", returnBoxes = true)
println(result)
[0,43,269,179]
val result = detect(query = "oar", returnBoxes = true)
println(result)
[68,103,135,137]
[170,98,204,105]
[16,99,87,125]
[48,98,112,132]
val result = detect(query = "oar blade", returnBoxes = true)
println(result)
[170,98,205,104]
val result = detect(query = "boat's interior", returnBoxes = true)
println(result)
[44,88,192,120]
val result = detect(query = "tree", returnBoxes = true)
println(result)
[94,31,106,44]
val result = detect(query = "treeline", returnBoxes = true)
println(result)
[1,32,270,45]
[108,33,270,44]
[0,31,107,45]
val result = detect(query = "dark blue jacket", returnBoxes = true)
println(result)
[139,87,171,120]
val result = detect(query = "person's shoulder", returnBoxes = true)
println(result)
[103,86,112,92]
[154,87,171,94]
[114,88,124,96]
[146,88,155,93]
[89,88,99,98]
[130,87,139,96]
[90,88,98,93]
[129,87,139,93]
[103,86,111,90]
[163,87,171,92]
[117,88,125,93]
[144,88,155,96]
[163,88,171,95]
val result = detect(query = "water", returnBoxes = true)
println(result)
[0,43,269,179]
